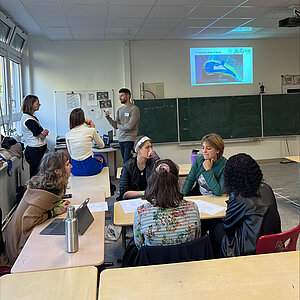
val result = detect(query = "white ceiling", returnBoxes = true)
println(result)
[0,0,299,40]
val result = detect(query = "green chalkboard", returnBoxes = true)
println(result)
[179,95,261,141]
[134,99,178,143]
[263,94,300,136]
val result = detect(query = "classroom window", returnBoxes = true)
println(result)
[10,59,22,114]
[9,27,27,53]
[0,19,10,43]
[0,11,25,135]
[0,55,8,116]
[10,33,25,52]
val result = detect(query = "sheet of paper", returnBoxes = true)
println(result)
[73,202,108,213]
[187,199,226,215]
[87,92,97,106]
[86,107,102,119]
[120,198,145,213]
[66,92,80,113]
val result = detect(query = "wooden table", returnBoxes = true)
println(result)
[99,251,299,300]
[116,163,192,179]
[55,144,118,177]
[93,147,118,177]
[11,191,106,273]
[114,195,228,252]
[285,156,300,195]
[285,156,300,163]
[68,167,111,198]
[114,194,227,226]
[1,266,98,300]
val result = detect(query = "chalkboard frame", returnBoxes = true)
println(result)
[134,98,178,143]
[262,93,300,137]
[134,93,299,144]
[178,95,262,142]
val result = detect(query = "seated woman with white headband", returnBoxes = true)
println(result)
[118,135,159,200]
[133,159,201,248]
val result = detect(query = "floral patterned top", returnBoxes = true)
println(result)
[133,200,201,249]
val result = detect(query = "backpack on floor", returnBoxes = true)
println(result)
[122,237,139,267]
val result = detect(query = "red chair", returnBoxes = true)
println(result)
[256,223,300,254]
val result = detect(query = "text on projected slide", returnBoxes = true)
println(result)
[190,47,253,86]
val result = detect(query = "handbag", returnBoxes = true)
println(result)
[1,134,17,150]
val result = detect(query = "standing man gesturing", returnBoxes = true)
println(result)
[105,88,140,163]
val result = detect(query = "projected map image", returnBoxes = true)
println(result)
[195,55,243,84]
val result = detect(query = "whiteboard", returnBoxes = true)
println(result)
[54,89,115,138]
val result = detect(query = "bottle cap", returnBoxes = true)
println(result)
[67,206,75,212]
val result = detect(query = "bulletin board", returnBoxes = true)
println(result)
[54,89,114,138]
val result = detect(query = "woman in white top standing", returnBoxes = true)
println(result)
[65,108,106,176]
[21,95,49,178]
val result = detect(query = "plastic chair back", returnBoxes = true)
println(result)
[256,223,300,254]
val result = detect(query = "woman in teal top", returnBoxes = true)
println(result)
[182,133,227,196]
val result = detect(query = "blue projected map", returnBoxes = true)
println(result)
[196,55,243,84]
[190,48,253,86]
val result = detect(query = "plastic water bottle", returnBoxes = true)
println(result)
[65,206,79,253]
[191,149,199,165]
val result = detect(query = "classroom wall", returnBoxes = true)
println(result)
[22,36,300,162]
[129,39,300,98]
[129,38,300,161]
[22,36,125,149]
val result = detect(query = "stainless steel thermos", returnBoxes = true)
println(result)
[65,206,79,253]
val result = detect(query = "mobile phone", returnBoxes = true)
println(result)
[61,193,72,199]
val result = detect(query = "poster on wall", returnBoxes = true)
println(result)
[66,92,80,113]
[99,99,112,109]
[87,92,97,106]
[97,91,109,100]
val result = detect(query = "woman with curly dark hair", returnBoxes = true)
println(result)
[209,153,281,257]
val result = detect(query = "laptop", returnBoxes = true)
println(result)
[40,198,94,235]
[102,134,110,148]
[108,130,113,143]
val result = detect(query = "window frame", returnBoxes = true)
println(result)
[9,26,27,53]
[0,10,25,134]
[9,54,23,121]
[0,48,9,127]
[0,10,15,45]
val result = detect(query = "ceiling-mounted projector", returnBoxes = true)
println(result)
[279,8,300,27]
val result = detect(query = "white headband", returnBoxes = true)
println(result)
[135,136,151,153]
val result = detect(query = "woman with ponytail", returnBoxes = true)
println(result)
[133,159,201,249]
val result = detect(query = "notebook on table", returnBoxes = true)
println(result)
[40,198,94,235]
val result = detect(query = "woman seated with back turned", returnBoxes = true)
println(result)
[182,133,227,196]
[134,159,201,249]
[209,153,281,257]
[65,108,106,176]
[119,135,159,200]
[5,152,71,265]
